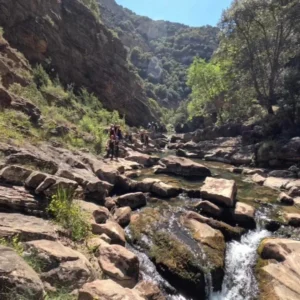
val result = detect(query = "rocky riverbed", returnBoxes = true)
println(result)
[0,135,300,300]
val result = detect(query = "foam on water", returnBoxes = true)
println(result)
[210,229,271,300]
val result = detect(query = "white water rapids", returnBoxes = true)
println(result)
[210,229,271,300]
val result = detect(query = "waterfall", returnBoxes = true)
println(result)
[210,229,271,300]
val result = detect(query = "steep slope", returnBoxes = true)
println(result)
[0,0,155,127]
[98,0,219,108]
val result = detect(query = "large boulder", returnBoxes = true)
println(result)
[0,246,44,300]
[201,177,237,207]
[78,279,144,300]
[156,156,211,177]
[134,281,166,300]
[231,202,256,229]
[93,207,111,224]
[182,216,225,290]
[114,207,132,227]
[92,221,126,246]
[98,244,139,288]
[0,165,32,185]
[257,238,300,300]
[116,192,147,210]
[151,181,181,198]
[285,213,300,227]
[24,240,96,290]
[263,177,293,189]
[0,212,59,241]
[126,151,159,167]
[193,200,224,218]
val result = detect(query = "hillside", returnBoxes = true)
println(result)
[98,0,219,108]
[0,0,155,127]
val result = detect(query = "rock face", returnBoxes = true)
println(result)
[98,244,139,288]
[201,177,237,207]
[257,238,300,300]
[24,240,96,290]
[0,0,156,127]
[156,156,211,177]
[0,246,44,299]
[78,279,144,300]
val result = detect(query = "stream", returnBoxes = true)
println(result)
[126,157,294,300]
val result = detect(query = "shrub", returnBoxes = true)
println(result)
[0,234,24,256]
[33,64,50,88]
[0,27,3,36]
[47,189,91,241]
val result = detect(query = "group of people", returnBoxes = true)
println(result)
[147,121,159,133]
[105,124,123,161]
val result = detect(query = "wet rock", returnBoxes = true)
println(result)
[231,202,256,229]
[252,173,266,185]
[268,170,296,178]
[98,244,139,288]
[24,240,95,289]
[78,279,144,300]
[126,151,159,167]
[257,238,300,299]
[182,216,225,290]
[0,165,32,185]
[264,220,282,232]
[0,246,44,299]
[285,213,300,227]
[184,189,201,198]
[184,211,245,241]
[134,280,166,300]
[114,207,131,227]
[278,192,294,205]
[93,207,111,224]
[116,192,147,210]
[201,177,237,207]
[0,212,59,241]
[92,220,125,246]
[263,177,292,189]
[156,155,211,177]
[193,200,224,218]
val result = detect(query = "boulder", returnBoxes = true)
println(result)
[135,178,161,193]
[201,177,237,207]
[134,280,166,300]
[93,207,111,224]
[151,181,181,198]
[193,200,224,218]
[25,171,48,189]
[257,238,300,300]
[104,197,117,211]
[126,151,159,167]
[78,279,144,300]
[278,192,294,205]
[116,192,147,210]
[24,240,95,289]
[288,186,300,197]
[184,211,245,241]
[0,165,32,185]
[285,213,300,227]
[0,246,44,299]
[268,170,296,178]
[252,173,266,185]
[114,207,132,227]
[156,156,211,177]
[98,244,139,288]
[231,202,256,229]
[263,177,292,190]
[92,221,126,246]
[182,217,225,290]
[286,179,300,190]
[0,212,58,241]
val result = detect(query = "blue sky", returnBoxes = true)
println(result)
[115,0,233,27]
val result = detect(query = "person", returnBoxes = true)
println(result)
[109,124,115,137]
[145,131,149,146]
[106,135,115,160]
[114,124,123,141]
[140,130,145,144]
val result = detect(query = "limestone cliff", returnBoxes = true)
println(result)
[0,0,156,126]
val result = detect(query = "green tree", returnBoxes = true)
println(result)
[220,0,300,114]
[187,58,227,123]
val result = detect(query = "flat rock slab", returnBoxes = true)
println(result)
[0,246,44,299]
[263,177,293,190]
[79,279,144,300]
[116,192,147,210]
[0,212,58,241]
[0,184,44,214]
[126,151,160,167]
[157,155,211,177]
[201,177,237,207]
[258,238,300,300]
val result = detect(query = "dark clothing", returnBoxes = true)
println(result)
[106,140,115,159]
[145,135,149,146]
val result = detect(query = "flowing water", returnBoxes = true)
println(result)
[127,157,297,299]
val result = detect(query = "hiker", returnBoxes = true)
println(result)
[140,130,145,144]
[114,124,123,141]
[106,135,115,160]
[145,131,149,146]
[109,124,115,137]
